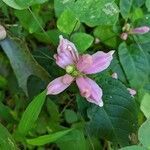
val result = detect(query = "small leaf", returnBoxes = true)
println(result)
[140,93,150,119]
[146,0,150,12]
[27,129,72,146]
[71,33,94,53]
[0,38,50,95]
[138,118,150,148]
[0,123,17,150]
[119,0,133,20]
[64,109,78,124]
[57,9,80,34]
[56,129,86,150]
[17,90,46,136]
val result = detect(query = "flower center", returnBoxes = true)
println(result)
[65,65,82,77]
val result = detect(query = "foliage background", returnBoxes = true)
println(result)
[0,0,150,149]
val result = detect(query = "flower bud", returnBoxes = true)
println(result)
[0,25,6,40]
[131,26,150,34]
[120,32,128,40]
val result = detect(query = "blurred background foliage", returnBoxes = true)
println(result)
[0,0,150,149]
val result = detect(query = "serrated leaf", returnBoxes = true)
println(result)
[118,42,149,89]
[138,118,150,148]
[17,90,46,136]
[55,0,119,26]
[57,9,80,34]
[0,38,50,95]
[0,123,17,150]
[87,78,137,146]
[71,33,94,53]
[27,129,72,146]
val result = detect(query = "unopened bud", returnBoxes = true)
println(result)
[0,25,6,40]
[120,32,128,40]
[131,26,150,35]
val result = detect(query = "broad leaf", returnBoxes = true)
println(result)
[146,0,150,12]
[138,118,150,148]
[57,9,80,34]
[27,129,72,146]
[87,78,137,146]
[17,90,46,136]
[2,0,48,9]
[0,38,50,95]
[0,123,17,150]
[140,93,150,119]
[71,33,94,53]
[118,42,149,89]
[54,0,119,26]
[56,129,87,150]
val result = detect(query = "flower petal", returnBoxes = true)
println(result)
[76,77,103,106]
[131,26,150,34]
[47,74,74,95]
[83,51,114,74]
[76,54,93,72]
[55,35,79,68]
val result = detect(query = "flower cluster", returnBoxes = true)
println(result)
[47,35,114,106]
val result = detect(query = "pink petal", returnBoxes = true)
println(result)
[76,77,103,107]
[47,74,74,95]
[131,26,150,34]
[83,51,114,74]
[55,35,79,68]
[127,88,136,97]
[76,54,93,72]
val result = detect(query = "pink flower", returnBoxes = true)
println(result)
[127,88,136,97]
[131,26,150,34]
[47,35,114,106]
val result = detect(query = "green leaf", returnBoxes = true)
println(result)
[55,0,119,26]
[0,102,16,123]
[120,145,146,150]
[93,25,118,48]
[140,93,150,119]
[15,9,43,33]
[0,123,17,150]
[119,0,133,20]
[17,90,46,136]
[146,0,150,12]
[138,118,150,148]
[57,9,80,34]
[64,109,78,124]
[70,33,94,53]
[56,129,86,150]
[27,129,72,146]
[118,42,149,89]
[2,0,48,9]
[0,38,50,95]
[0,75,7,89]
[1,0,22,9]
[34,30,62,45]
[87,78,137,146]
